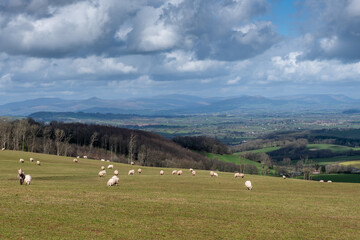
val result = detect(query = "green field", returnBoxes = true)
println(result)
[307,144,360,152]
[237,146,281,154]
[206,153,261,167]
[308,155,360,165]
[310,174,360,183]
[340,160,360,169]
[1,150,360,239]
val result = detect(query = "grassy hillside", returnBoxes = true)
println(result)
[306,144,360,152]
[310,174,360,183]
[206,153,261,167]
[236,146,281,154]
[1,150,360,239]
[340,160,360,169]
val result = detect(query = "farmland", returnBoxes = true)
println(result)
[1,150,360,239]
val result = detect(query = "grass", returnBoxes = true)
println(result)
[310,174,360,183]
[236,146,281,154]
[306,144,360,152]
[339,160,360,169]
[1,150,360,239]
[206,153,261,167]
[307,155,360,165]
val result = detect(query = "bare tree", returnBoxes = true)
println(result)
[128,132,136,164]
[55,129,65,156]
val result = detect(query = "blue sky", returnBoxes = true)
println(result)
[0,0,360,103]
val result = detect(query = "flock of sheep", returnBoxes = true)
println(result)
[14,153,332,189]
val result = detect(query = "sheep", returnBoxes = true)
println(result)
[319,180,324,182]
[73,159,78,163]
[192,170,196,176]
[283,175,286,179]
[36,161,40,165]
[1,147,5,151]
[210,171,215,177]
[101,159,105,162]
[177,170,183,175]
[213,172,218,177]
[234,173,240,178]
[138,168,142,174]
[107,165,114,169]
[130,161,134,165]
[101,166,105,170]
[24,175,32,185]
[189,168,193,172]
[239,173,245,178]
[29,158,34,162]
[83,156,88,159]
[172,170,177,175]
[107,178,116,186]
[128,170,135,175]
[245,180,252,190]
[111,176,119,185]
[18,169,25,185]
[77,156,80,159]
[99,170,106,177]
[106,160,110,162]
[160,170,164,175]
[19,158,24,163]
[327,180,332,183]
[114,170,119,176]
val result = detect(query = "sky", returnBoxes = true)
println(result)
[0,0,360,103]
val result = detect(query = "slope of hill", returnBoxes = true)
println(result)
[1,150,359,239]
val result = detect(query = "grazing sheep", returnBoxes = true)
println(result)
[160,170,164,175]
[107,165,114,169]
[138,169,142,174]
[29,158,34,162]
[101,159,105,162]
[99,170,106,177]
[36,161,40,165]
[320,180,324,182]
[234,173,240,178]
[24,175,32,185]
[19,158,24,163]
[73,159,78,163]
[245,180,252,190]
[77,156,80,159]
[128,170,135,175]
[239,173,245,178]
[327,180,332,183]
[83,156,88,159]
[111,176,119,185]
[210,171,215,177]
[101,166,105,170]
[107,178,116,186]
[177,170,183,175]
[114,170,119,175]
[1,147,5,151]
[130,161,134,165]
[283,175,286,179]
[192,171,196,176]
[172,170,177,175]
[189,168,193,172]
[106,160,110,162]
[18,169,25,185]
[213,172,218,177]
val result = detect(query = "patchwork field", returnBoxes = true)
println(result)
[1,150,360,239]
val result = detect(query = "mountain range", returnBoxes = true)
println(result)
[0,94,359,116]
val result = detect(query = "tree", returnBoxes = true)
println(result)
[55,129,66,156]
[128,132,136,164]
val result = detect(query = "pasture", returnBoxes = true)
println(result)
[1,150,360,239]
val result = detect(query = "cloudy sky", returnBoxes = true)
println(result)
[0,0,360,103]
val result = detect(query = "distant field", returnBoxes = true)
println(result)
[236,146,281,154]
[1,150,360,239]
[340,160,360,169]
[307,155,360,165]
[206,153,261,168]
[310,174,360,183]
[306,144,360,152]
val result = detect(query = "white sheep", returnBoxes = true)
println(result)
[1,147,5,151]
[130,161,134,165]
[19,158,24,163]
[160,170,164,175]
[114,170,119,175]
[210,171,215,177]
[107,178,116,186]
[106,160,110,162]
[36,161,40,165]
[234,173,240,178]
[319,180,324,182]
[24,175,32,185]
[99,170,106,177]
[138,169,142,174]
[189,168,193,172]
[177,170,183,175]
[101,159,105,162]
[128,169,135,175]
[327,180,332,183]
[282,175,286,179]
[172,170,177,175]
[73,159,78,163]
[107,165,114,169]
[213,172,218,177]
[83,156,88,159]
[111,176,119,185]
[101,166,105,170]
[192,170,196,176]
[77,156,80,158]
[239,173,245,178]
[245,180,252,190]
[29,158,34,162]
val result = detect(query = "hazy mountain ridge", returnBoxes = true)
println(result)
[1,94,359,116]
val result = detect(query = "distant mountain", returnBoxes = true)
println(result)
[0,94,359,116]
